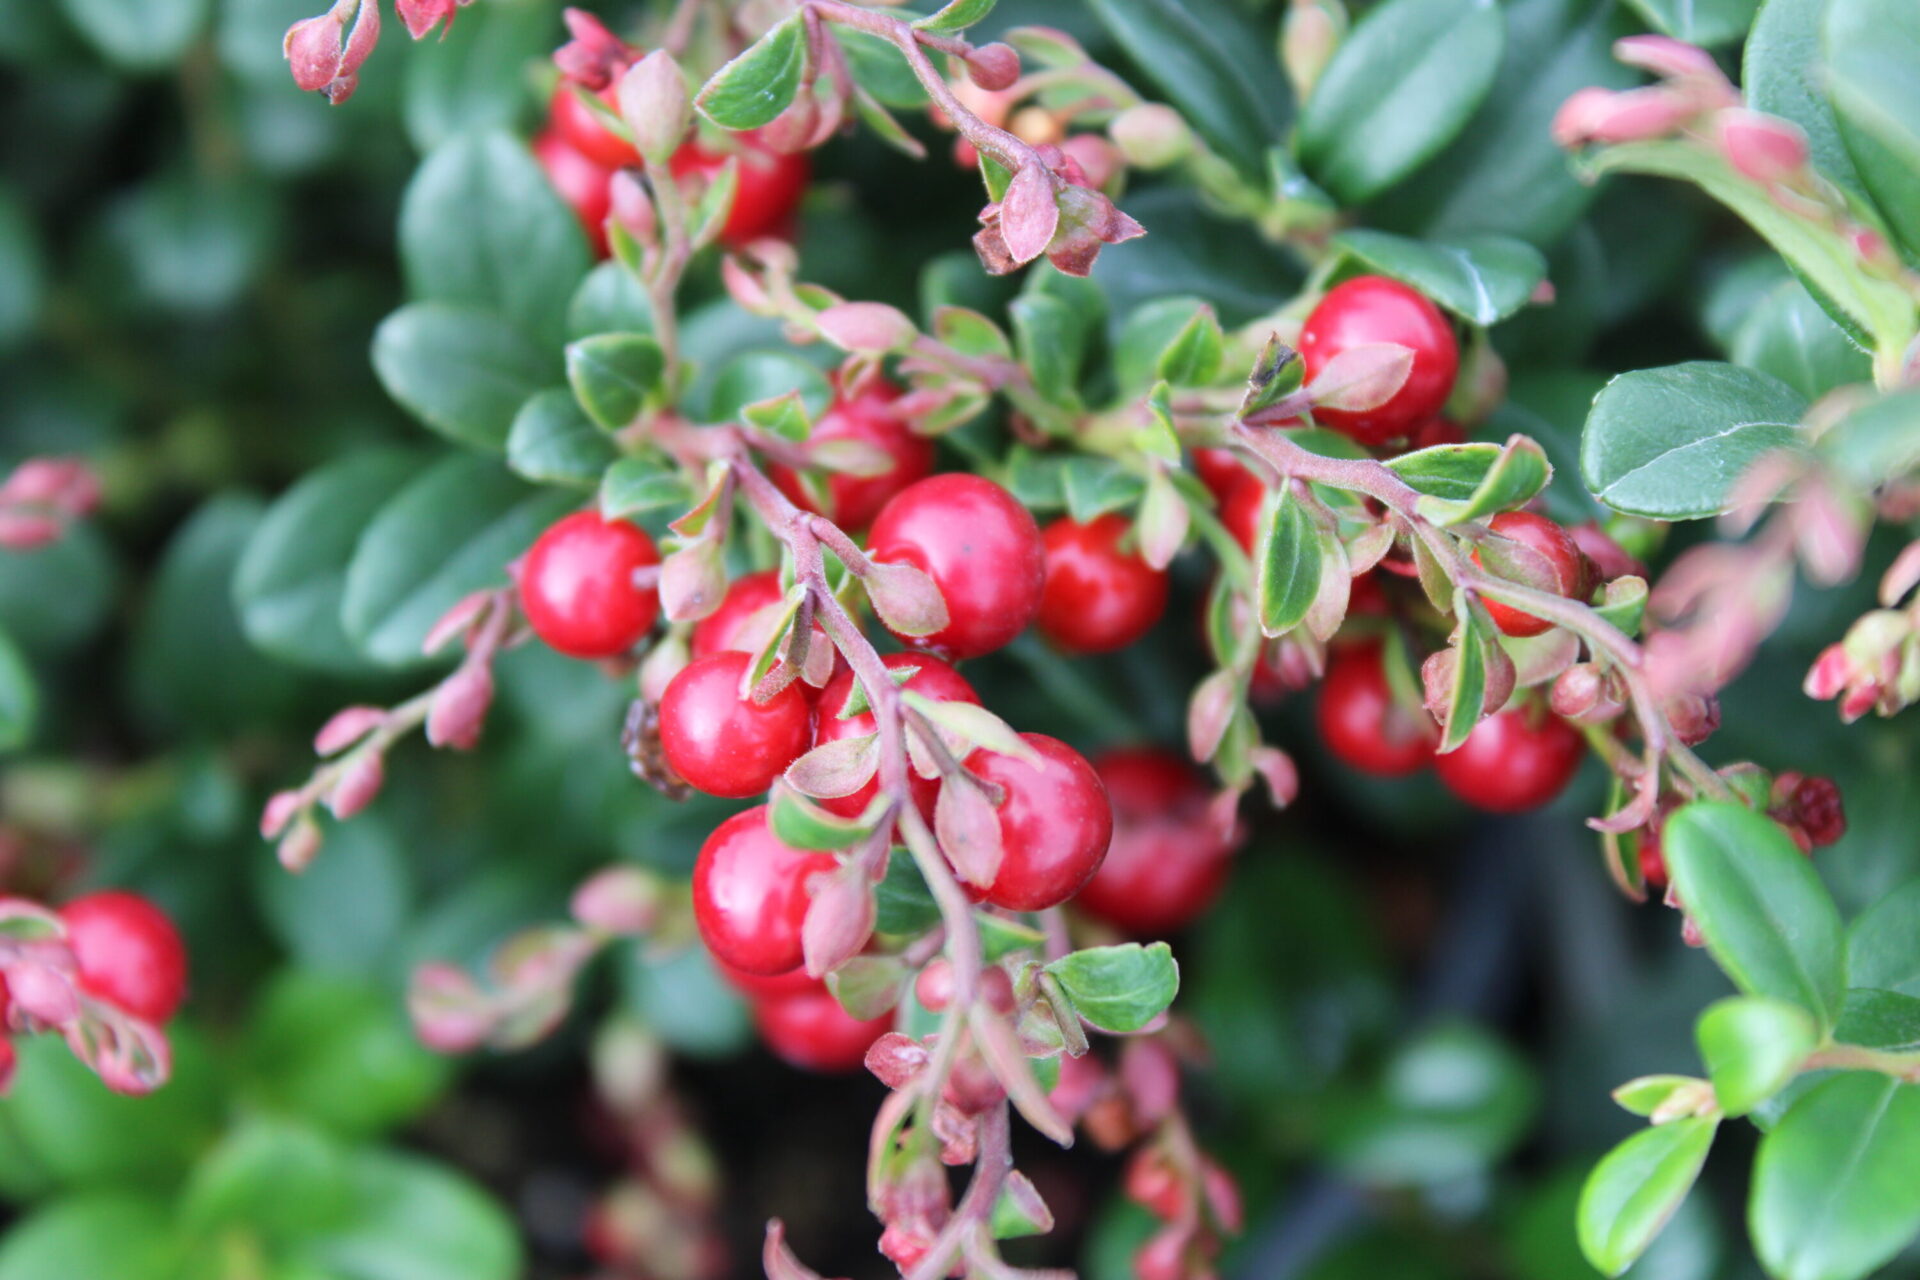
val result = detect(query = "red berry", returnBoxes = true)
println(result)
[1036,514,1169,655]
[550,84,639,169]
[691,806,836,975]
[1406,415,1465,450]
[1125,1147,1187,1220]
[1076,749,1236,935]
[1299,276,1459,446]
[968,734,1113,911]
[1638,826,1669,892]
[0,1034,13,1091]
[59,891,188,1024]
[1192,448,1256,507]
[1473,510,1587,638]
[713,953,822,1001]
[1317,644,1437,777]
[659,651,812,798]
[1434,705,1585,813]
[813,653,978,820]
[769,379,934,530]
[867,474,1045,660]
[751,987,890,1072]
[689,569,786,662]
[1222,473,1266,555]
[520,511,660,659]
[669,132,810,247]
[533,129,613,258]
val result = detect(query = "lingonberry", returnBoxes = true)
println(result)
[1638,825,1669,892]
[769,379,934,530]
[533,129,614,257]
[520,511,661,659]
[59,891,188,1024]
[659,651,812,798]
[1406,415,1465,450]
[549,83,638,169]
[1298,276,1459,446]
[813,653,978,819]
[965,734,1113,911]
[0,1034,13,1090]
[1434,705,1585,812]
[714,954,821,1001]
[1036,514,1170,655]
[688,569,835,694]
[1193,448,1257,507]
[867,474,1045,660]
[1473,510,1588,638]
[668,132,809,246]
[751,986,890,1072]
[1222,473,1267,555]
[1317,644,1437,777]
[691,806,836,975]
[1076,748,1239,934]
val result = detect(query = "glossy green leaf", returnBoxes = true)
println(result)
[1818,387,1920,488]
[402,0,551,152]
[1061,456,1145,523]
[1298,0,1504,205]
[1745,0,1868,205]
[399,132,590,349]
[1577,1117,1718,1276]
[1086,0,1287,177]
[1114,296,1210,393]
[1696,996,1819,1117]
[1255,485,1320,638]
[1664,801,1847,1032]
[875,854,941,936]
[1581,362,1806,519]
[1620,0,1757,44]
[599,456,693,519]
[1439,593,1492,753]
[0,1194,175,1280]
[837,30,927,109]
[707,349,833,424]
[566,332,666,431]
[1847,880,1920,997]
[1612,1074,1708,1118]
[1416,435,1552,525]
[1334,230,1547,325]
[0,626,35,753]
[58,0,207,69]
[1010,293,1091,407]
[769,785,879,852]
[372,303,555,452]
[296,1149,521,1280]
[569,261,654,338]
[181,1118,356,1243]
[342,454,575,667]
[0,188,41,351]
[1387,442,1505,502]
[1045,942,1180,1033]
[507,388,619,488]
[914,0,996,32]
[1730,277,1872,401]
[696,14,807,130]
[0,524,115,659]
[235,449,424,674]
[1825,0,1920,260]
[254,816,413,978]
[1834,989,1920,1052]
[1156,304,1226,386]
[1751,1074,1920,1280]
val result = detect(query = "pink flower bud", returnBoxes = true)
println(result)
[1553,85,1691,148]
[865,1032,930,1089]
[1060,133,1123,190]
[396,0,460,41]
[0,458,91,509]
[260,789,305,838]
[1662,692,1721,746]
[421,588,492,656]
[609,170,657,243]
[284,8,349,93]
[8,960,79,1026]
[1109,104,1192,169]
[1203,1160,1243,1233]
[326,752,385,820]
[554,7,637,91]
[1551,663,1622,724]
[277,817,324,873]
[1613,34,1721,81]
[313,704,387,756]
[1718,109,1809,186]
[570,866,663,936]
[802,865,877,978]
[0,512,63,550]
[617,51,692,164]
[965,42,1021,92]
[426,661,493,751]
[1249,746,1298,809]
[1120,1038,1180,1126]
[408,963,494,1053]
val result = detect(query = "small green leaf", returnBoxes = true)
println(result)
[1155,305,1226,386]
[1238,333,1303,419]
[1834,989,1920,1052]
[1386,442,1504,502]
[1730,277,1872,402]
[0,626,37,753]
[566,333,666,431]
[914,0,997,33]
[1696,996,1819,1117]
[826,956,905,1020]
[1044,942,1180,1033]
[1010,294,1089,408]
[1577,1116,1717,1276]
[696,14,808,130]
[1591,575,1649,637]
[0,1193,176,1280]
[1334,230,1548,325]
[599,456,691,519]
[1819,388,1920,488]
[372,304,554,452]
[1824,0,1920,264]
[1415,435,1552,525]
[979,912,1047,962]
[1255,485,1320,638]
[1439,593,1492,752]
[1061,456,1145,522]
[875,855,941,935]
[507,389,619,488]
[1612,1074,1708,1118]
[770,786,880,852]
[1664,801,1847,1033]
[1746,0,1868,206]
[1621,0,1758,45]
[1580,361,1806,519]
[1849,882,1920,997]
[837,30,927,109]
[707,350,834,425]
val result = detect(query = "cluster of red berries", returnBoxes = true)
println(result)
[0,890,188,1087]
[535,81,809,257]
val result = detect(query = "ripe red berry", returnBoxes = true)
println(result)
[1036,514,1169,655]
[59,891,188,1024]
[669,132,810,247]
[1473,510,1588,638]
[1299,276,1459,446]
[520,511,660,659]
[1192,448,1257,508]
[1222,473,1266,555]
[533,129,614,258]
[1076,748,1237,935]
[1317,644,1437,777]
[1638,826,1669,892]
[659,651,813,798]
[0,1034,13,1090]
[813,653,978,820]
[867,474,1045,660]
[691,805,836,975]
[549,84,639,169]
[751,987,890,1072]
[1433,705,1585,812]
[967,734,1113,911]
[770,379,934,530]
[1406,415,1465,450]
[689,569,786,662]
[714,953,821,1001]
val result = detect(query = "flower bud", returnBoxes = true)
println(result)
[277,815,324,873]
[1060,133,1123,191]
[609,170,657,245]
[426,660,494,751]
[326,752,385,820]
[1120,1038,1180,1126]
[618,50,692,165]
[408,963,494,1053]
[1109,104,1192,170]
[802,864,876,978]
[314,704,387,756]
[0,512,62,550]
[964,42,1021,92]
[8,959,79,1025]
[1282,0,1345,99]
[571,865,665,936]
[1552,86,1692,148]
[1717,108,1809,186]
[554,6,636,91]
[1550,662,1624,724]
[260,789,305,838]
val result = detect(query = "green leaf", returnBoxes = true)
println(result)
[181,1118,356,1244]
[1255,485,1320,638]
[402,0,551,152]
[1818,387,1920,488]
[372,303,555,452]
[1415,435,1552,525]
[235,449,425,674]
[1620,0,1757,44]
[1745,0,1868,206]
[294,1148,521,1280]
[1834,989,1920,1052]
[1663,801,1847,1033]
[599,456,693,519]
[1156,304,1226,386]
[1010,293,1090,407]
[399,132,591,349]
[1580,362,1807,519]
[58,0,207,69]
[566,332,666,431]
[342,454,575,667]
[1298,0,1505,205]
[914,0,996,33]
[1333,230,1547,326]
[0,1194,176,1280]
[1061,456,1145,523]
[0,187,42,352]
[1044,942,1180,1033]
[707,349,833,424]
[769,786,879,851]
[1577,1117,1718,1276]
[875,854,941,936]
[1612,1074,1708,1117]
[1696,996,1819,1117]
[0,627,35,753]
[696,14,807,130]
[1439,593,1493,753]
[1085,0,1288,177]
[0,524,115,659]
[569,261,654,338]
[507,388,619,488]
[1847,880,1920,997]
[1825,0,1920,261]
[837,30,927,109]
[1387,442,1507,502]
[254,816,412,979]
[1751,1074,1920,1280]
[1113,296,1209,393]
[1730,277,1872,401]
